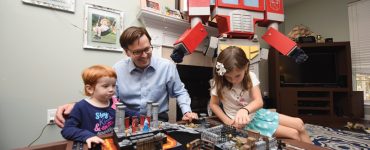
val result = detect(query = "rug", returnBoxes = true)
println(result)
[305,124,370,150]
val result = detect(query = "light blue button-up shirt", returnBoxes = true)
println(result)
[113,56,192,116]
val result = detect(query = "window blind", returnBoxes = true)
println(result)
[348,0,370,74]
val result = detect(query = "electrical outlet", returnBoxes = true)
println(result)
[47,109,57,125]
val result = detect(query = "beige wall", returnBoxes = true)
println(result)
[283,0,353,41]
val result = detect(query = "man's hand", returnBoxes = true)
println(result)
[86,136,105,149]
[182,112,198,122]
[55,103,75,128]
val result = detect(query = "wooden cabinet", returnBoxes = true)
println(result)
[279,88,298,116]
[268,42,363,124]
[350,91,365,118]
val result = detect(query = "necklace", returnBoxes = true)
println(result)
[231,88,246,101]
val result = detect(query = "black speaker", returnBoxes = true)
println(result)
[298,36,316,43]
[325,38,333,43]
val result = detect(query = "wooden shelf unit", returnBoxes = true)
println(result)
[268,42,363,124]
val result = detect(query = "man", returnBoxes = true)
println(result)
[55,26,198,128]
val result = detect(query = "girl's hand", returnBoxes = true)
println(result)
[234,108,251,128]
[225,119,235,126]
[86,136,105,148]
[225,119,243,129]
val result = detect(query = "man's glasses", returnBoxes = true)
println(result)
[129,46,154,56]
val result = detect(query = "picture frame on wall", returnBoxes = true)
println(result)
[140,0,162,14]
[83,4,125,52]
[22,0,76,12]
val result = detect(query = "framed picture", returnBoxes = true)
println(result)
[141,0,162,14]
[164,7,182,19]
[22,0,75,12]
[83,4,125,52]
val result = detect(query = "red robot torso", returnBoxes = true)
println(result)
[211,0,284,38]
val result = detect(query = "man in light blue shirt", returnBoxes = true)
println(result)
[55,26,198,127]
[114,26,198,121]
[113,53,192,120]
[114,27,194,121]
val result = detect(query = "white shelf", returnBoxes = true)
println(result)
[137,9,218,49]
[137,9,189,34]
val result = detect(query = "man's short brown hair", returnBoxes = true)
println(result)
[119,26,152,50]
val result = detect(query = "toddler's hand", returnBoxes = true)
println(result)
[86,136,105,148]
[234,109,251,127]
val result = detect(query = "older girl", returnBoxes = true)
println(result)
[209,46,311,143]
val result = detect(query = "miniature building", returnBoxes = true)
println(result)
[115,104,126,137]
[146,101,153,117]
[136,133,166,150]
[152,103,159,128]
[186,139,214,150]
[114,102,123,127]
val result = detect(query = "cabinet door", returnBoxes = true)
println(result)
[351,91,364,118]
[278,88,298,116]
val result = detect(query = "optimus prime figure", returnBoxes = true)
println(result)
[171,0,308,70]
